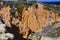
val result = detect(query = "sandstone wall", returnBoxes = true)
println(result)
[22,4,60,38]
[0,3,60,39]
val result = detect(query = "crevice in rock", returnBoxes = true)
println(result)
[0,16,5,24]
[5,24,27,40]
[35,4,38,9]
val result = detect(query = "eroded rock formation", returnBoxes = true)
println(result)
[0,3,60,40]
[22,3,60,38]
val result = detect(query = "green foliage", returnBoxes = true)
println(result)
[5,1,14,6]
[44,4,60,12]
[53,5,60,11]
[16,1,37,13]
[56,27,60,36]
[44,4,51,10]
[11,12,16,17]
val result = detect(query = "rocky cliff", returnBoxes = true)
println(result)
[0,3,60,40]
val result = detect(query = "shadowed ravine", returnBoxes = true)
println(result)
[6,24,27,40]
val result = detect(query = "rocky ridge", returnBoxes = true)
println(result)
[0,3,60,40]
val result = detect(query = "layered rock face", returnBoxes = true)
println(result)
[0,3,60,39]
[0,6,11,27]
[22,3,60,38]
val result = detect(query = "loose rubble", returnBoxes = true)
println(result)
[0,20,14,40]
[28,22,60,40]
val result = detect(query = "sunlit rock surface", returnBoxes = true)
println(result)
[0,6,12,27]
[0,3,60,40]
[22,3,60,38]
